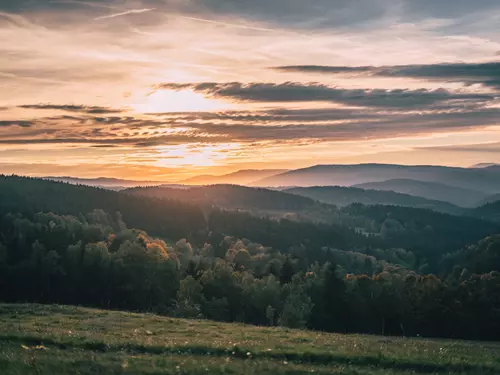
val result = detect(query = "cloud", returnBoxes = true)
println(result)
[147,108,378,123]
[274,66,373,74]
[159,82,495,108]
[2,0,500,177]
[179,16,276,32]
[273,62,500,89]
[2,106,499,147]
[182,0,500,31]
[94,8,156,21]
[403,0,500,18]
[421,142,500,154]
[4,0,500,25]
[19,104,126,114]
[0,120,33,128]
[91,144,119,148]
[164,108,500,142]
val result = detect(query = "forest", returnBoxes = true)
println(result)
[1,175,500,341]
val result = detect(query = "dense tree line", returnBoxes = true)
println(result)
[126,184,321,211]
[1,176,496,262]
[1,210,500,341]
[1,175,500,341]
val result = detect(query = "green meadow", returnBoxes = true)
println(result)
[0,304,499,374]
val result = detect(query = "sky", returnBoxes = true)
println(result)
[1,0,499,181]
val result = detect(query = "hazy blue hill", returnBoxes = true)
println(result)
[479,193,500,206]
[179,169,287,185]
[254,164,500,195]
[285,186,464,214]
[471,163,500,169]
[354,179,488,207]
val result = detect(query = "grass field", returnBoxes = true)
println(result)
[0,304,499,374]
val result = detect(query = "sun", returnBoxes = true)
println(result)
[131,89,232,113]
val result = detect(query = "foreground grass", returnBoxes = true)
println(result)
[0,304,499,374]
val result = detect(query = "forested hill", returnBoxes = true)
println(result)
[125,184,322,211]
[286,186,463,215]
[1,175,500,341]
[0,175,497,256]
[0,175,206,240]
[353,179,488,208]
[472,201,500,224]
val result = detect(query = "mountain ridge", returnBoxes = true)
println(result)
[253,163,500,195]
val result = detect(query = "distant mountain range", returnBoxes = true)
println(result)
[43,163,500,209]
[178,169,288,185]
[252,164,500,195]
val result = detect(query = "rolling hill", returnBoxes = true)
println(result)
[124,184,345,224]
[3,304,499,375]
[353,179,488,207]
[1,175,497,261]
[285,186,464,214]
[125,184,320,211]
[471,163,500,169]
[179,169,287,185]
[0,175,206,240]
[472,201,500,223]
[125,183,499,255]
[253,164,500,195]
[478,193,500,206]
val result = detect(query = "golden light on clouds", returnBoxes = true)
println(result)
[154,143,242,168]
[131,90,234,114]
[0,1,499,180]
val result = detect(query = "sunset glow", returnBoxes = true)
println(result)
[1,1,499,180]
[131,90,233,114]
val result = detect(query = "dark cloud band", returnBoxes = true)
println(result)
[158,82,495,108]
[273,62,500,89]
[0,120,33,128]
[1,106,499,147]
[19,104,126,114]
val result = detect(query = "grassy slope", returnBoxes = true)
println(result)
[1,305,500,374]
